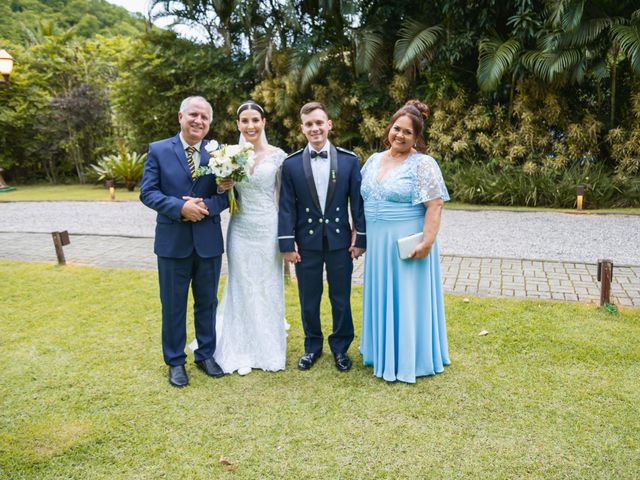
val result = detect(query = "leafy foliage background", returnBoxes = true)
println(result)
[0,0,639,207]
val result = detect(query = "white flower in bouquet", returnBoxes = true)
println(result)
[206,140,219,152]
[195,142,255,214]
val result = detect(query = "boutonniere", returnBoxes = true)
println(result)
[331,169,336,183]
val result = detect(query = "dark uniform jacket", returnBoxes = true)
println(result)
[278,144,366,252]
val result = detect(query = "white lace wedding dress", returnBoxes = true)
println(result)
[213,148,287,373]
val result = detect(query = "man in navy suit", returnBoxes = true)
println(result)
[140,96,231,387]
[278,101,366,372]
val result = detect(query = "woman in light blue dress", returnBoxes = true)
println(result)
[360,100,450,383]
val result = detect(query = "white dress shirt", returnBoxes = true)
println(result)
[179,133,202,168]
[309,142,331,213]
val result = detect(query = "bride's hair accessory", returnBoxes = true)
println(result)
[237,100,265,118]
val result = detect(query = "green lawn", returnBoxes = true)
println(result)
[0,184,140,202]
[446,201,640,215]
[1,260,639,479]
[2,184,639,214]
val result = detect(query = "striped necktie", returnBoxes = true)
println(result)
[185,146,196,178]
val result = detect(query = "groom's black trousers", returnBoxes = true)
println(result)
[295,243,354,355]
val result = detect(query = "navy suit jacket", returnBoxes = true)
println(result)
[140,133,229,258]
[278,144,366,252]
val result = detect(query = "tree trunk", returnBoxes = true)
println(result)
[508,71,517,123]
[610,61,617,127]
[69,133,86,184]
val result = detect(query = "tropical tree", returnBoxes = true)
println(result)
[476,3,542,118]
[520,1,640,126]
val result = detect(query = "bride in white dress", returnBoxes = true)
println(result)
[213,101,287,375]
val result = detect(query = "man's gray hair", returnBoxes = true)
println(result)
[179,96,213,119]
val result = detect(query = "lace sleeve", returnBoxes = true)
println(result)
[273,148,287,169]
[412,154,450,205]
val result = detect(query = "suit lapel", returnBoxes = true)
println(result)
[302,146,322,211]
[172,135,192,178]
[200,140,210,167]
[325,145,338,209]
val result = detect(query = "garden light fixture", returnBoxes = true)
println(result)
[105,180,116,200]
[0,49,14,86]
[576,185,584,211]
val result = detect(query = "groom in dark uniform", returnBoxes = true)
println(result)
[140,96,231,387]
[278,101,366,372]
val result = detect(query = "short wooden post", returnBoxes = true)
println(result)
[51,231,70,265]
[597,259,613,306]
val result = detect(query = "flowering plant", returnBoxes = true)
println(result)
[195,142,255,214]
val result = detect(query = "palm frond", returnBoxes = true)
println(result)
[477,36,522,91]
[353,27,384,77]
[545,0,571,28]
[522,48,583,83]
[252,33,274,77]
[611,23,640,74]
[289,48,329,88]
[300,53,324,87]
[561,0,585,31]
[590,59,610,80]
[558,18,612,48]
[393,20,443,71]
[538,31,561,51]
[568,57,588,83]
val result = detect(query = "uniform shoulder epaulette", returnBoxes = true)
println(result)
[285,148,303,160]
[336,146,357,157]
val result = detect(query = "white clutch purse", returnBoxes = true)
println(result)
[397,232,423,260]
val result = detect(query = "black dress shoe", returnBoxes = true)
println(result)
[168,365,189,387]
[298,352,322,370]
[334,352,352,372]
[195,357,224,378]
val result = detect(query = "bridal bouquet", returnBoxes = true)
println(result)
[196,142,255,214]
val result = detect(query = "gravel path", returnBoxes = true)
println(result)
[2,201,639,265]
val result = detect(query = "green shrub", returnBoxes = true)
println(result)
[88,140,146,191]
[442,161,639,208]
[88,155,118,183]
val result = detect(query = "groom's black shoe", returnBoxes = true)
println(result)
[334,352,352,372]
[298,352,322,370]
[195,357,224,378]
[168,365,189,388]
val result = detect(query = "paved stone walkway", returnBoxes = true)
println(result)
[1,231,638,308]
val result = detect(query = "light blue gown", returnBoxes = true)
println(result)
[360,152,450,383]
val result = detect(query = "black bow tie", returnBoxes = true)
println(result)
[310,150,328,159]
